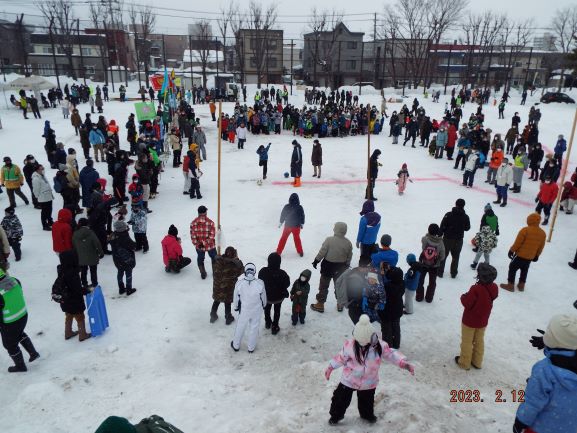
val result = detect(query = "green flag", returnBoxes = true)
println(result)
[134,102,156,122]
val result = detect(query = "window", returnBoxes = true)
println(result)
[81,47,92,56]
[346,60,357,70]
[84,65,95,74]
[42,47,52,54]
[347,41,358,50]
[514,61,522,67]
[36,63,55,75]
[267,40,277,50]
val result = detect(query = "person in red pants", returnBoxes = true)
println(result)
[276,193,305,256]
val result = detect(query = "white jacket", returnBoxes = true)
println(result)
[233,276,267,314]
[32,171,54,203]
[236,126,247,140]
[495,164,514,186]
[465,153,479,172]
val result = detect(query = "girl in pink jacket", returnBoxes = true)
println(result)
[325,314,415,425]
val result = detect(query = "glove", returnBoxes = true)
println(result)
[399,359,415,376]
[324,366,333,380]
[530,329,545,350]
[513,417,529,433]
[508,250,515,259]
[534,197,539,203]
[99,254,105,259]
[532,256,539,262]
[355,241,360,249]
[312,260,319,269]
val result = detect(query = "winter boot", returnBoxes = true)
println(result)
[500,282,515,292]
[294,177,302,187]
[362,415,378,424]
[470,262,478,270]
[541,218,549,226]
[336,304,344,312]
[76,314,92,341]
[509,183,517,191]
[517,282,525,292]
[225,315,235,325]
[8,350,27,373]
[310,302,324,313]
[493,198,501,204]
[500,201,507,207]
[271,324,280,335]
[210,312,218,323]
[569,262,577,270]
[64,314,79,340]
[230,341,239,352]
[199,263,207,279]
[291,314,298,326]
[20,336,39,362]
[126,288,137,296]
[328,417,342,426]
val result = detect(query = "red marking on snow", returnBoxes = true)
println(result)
[272,173,534,207]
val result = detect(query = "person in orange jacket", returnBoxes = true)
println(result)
[485,144,504,184]
[209,100,216,121]
[500,213,546,292]
[535,176,559,225]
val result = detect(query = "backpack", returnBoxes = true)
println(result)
[135,415,184,433]
[51,272,66,303]
[53,173,65,193]
[116,246,136,269]
[421,244,439,267]
[361,283,386,322]
[478,153,486,166]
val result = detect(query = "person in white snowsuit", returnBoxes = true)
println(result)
[231,263,267,353]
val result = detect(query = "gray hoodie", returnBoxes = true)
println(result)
[420,233,446,267]
[315,222,353,265]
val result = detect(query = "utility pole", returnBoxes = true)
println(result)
[103,19,115,92]
[77,19,87,85]
[373,12,377,86]
[359,42,364,95]
[188,35,194,89]
[48,17,61,89]
[133,27,142,88]
[523,46,534,88]
[290,39,294,95]
[484,46,494,92]
[443,44,453,95]
[215,36,220,80]
[161,34,167,68]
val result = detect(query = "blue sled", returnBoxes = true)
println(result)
[85,285,109,337]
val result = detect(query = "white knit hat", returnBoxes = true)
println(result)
[367,272,378,281]
[543,314,577,350]
[353,315,375,346]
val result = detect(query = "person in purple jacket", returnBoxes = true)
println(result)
[356,200,381,267]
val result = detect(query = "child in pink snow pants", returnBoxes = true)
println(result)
[324,315,415,425]
[396,163,412,195]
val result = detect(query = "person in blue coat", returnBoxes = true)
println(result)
[79,159,100,209]
[356,200,381,267]
[370,234,399,271]
[256,143,271,180]
[553,134,567,165]
[514,314,577,433]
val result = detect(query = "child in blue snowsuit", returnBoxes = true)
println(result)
[403,253,421,314]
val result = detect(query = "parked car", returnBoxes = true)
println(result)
[540,92,575,104]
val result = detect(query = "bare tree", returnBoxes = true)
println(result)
[306,7,343,88]
[217,5,235,73]
[191,20,213,88]
[550,6,577,90]
[230,3,246,85]
[37,0,77,79]
[88,2,111,85]
[128,3,156,84]
[245,0,278,87]
[498,19,534,90]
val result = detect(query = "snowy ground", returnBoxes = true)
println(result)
[1,81,577,433]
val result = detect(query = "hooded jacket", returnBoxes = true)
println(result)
[510,213,546,260]
[369,150,381,179]
[440,207,471,240]
[72,226,103,266]
[258,253,291,304]
[461,281,498,328]
[383,267,404,320]
[213,254,244,303]
[473,226,498,253]
[419,234,446,268]
[58,250,86,314]
[79,165,100,207]
[495,163,514,187]
[357,201,381,245]
[290,269,312,309]
[52,208,74,253]
[161,234,183,266]
[279,193,305,228]
[561,181,577,201]
[315,222,353,265]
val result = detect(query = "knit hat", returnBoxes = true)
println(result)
[477,263,497,284]
[367,272,378,281]
[168,224,178,236]
[428,223,440,236]
[353,315,376,346]
[455,198,466,208]
[406,253,417,264]
[198,205,208,214]
[114,220,129,232]
[380,234,392,247]
[402,163,407,169]
[543,314,577,350]
[484,203,492,212]
[292,139,299,145]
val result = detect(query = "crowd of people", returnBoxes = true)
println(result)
[1,82,576,433]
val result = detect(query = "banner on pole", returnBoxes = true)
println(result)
[134,102,157,122]
[149,74,182,91]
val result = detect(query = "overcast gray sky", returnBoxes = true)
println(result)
[0,0,575,40]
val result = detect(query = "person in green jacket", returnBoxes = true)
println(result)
[0,269,39,372]
[147,143,161,199]
[290,269,311,325]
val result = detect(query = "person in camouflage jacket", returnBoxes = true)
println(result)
[1,207,23,261]
[211,246,243,325]
[471,226,498,269]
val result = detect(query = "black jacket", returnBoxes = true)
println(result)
[369,150,381,179]
[58,250,86,314]
[440,207,471,240]
[279,193,305,228]
[382,267,404,320]
[257,253,290,304]
[109,231,136,270]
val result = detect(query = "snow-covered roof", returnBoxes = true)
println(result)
[183,50,223,63]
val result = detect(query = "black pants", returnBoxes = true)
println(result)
[446,147,455,159]
[508,257,531,283]
[0,314,28,356]
[134,233,149,252]
[80,265,98,287]
[94,226,108,253]
[211,301,232,317]
[238,139,246,149]
[264,302,282,327]
[535,202,552,219]
[189,178,202,199]
[530,166,540,179]
[6,188,29,207]
[40,201,53,228]
[454,154,466,170]
[381,320,401,349]
[329,383,375,421]
[8,238,22,261]
[435,146,444,159]
[439,238,464,277]
[260,160,268,178]
[416,267,438,302]
[173,149,181,167]
[26,181,39,206]
[117,268,133,291]
[463,170,476,187]
[359,243,376,267]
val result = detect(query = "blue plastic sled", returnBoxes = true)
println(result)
[85,285,109,337]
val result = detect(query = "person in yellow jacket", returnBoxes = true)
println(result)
[0,268,40,372]
[188,143,201,169]
[500,213,546,292]
[0,157,29,208]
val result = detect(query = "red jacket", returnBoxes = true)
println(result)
[561,182,577,201]
[537,182,559,205]
[446,124,457,148]
[52,208,73,253]
[161,234,183,265]
[461,282,498,328]
[182,155,190,173]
